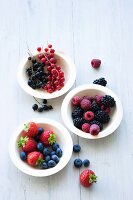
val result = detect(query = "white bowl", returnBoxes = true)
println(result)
[61,84,123,139]
[17,51,76,99]
[9,118,73,177]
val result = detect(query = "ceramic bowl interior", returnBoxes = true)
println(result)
[17,51,76,99]
[61,84,123,139]
[9,118,73,177]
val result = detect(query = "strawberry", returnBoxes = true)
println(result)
[23,122,38,138]
[27,151,44,167]
[80,169,97,187]
[17,136,37,153]
[40,130,56,146]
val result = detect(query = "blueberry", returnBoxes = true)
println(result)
[74,159,82,168]
[43,105,49,111]
[51,155,59,163]
[34,135,40,142]
[47,105,53,110]
[28,57,31,60]
[52,143,60,151]
[45,155,51,163]
[43,148,50,156]
[56,148,63,157]
[32,104,38,111]
[37,142,44,152]
[73,144,81,153]
[28,80,33,86]
[38,127,44,135]
[38,107,43,112]
[83,159,90,167]
[48,160,56,168]
[50,151,56,156]
[20,151,27,161]
[32,59,36,64]
[43,99,47,104]
[40,162,48,169]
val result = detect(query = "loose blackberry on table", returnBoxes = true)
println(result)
[93,78,107,87]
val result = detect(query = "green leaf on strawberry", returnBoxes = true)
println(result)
[24,123,30,132]
[17,136,28,148]
[89,174,97,183]
[48,133,56,145]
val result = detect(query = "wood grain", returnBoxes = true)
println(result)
[0,0,133,199]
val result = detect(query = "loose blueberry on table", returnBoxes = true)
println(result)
[17,122,63,169]
[26,44,65,93]
[71,90,116,135]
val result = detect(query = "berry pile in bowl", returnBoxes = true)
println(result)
[9,118,73,177]
[61,84,123,139]
[17,44,76,99]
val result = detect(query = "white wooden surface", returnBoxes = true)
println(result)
[0,0,133,199]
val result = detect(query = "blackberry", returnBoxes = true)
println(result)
[72,107,84,119]
[95,110,110,123]
[91,101,100,112]
[73,117,85,129]
[93,78,107,87]
[101,95,116,108]
[90,120,103,130]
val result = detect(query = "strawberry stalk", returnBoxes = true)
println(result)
[24,123,30,132]
[36,156,44,166]
[17,136,28,148]
[48,133,56,145]
[89,174,97,183]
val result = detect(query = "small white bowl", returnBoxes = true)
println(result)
[61,84,123,139]
[9,118,73,177]
[17,51,76,99]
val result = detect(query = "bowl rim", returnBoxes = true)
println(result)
[9,118,73,177]
[17,51,76,99]
[61,84,123,139]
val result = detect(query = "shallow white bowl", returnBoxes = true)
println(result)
[61,84,123,139]
[17,51,76,99]
[9,118,73,177]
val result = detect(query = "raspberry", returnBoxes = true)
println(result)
[101,95,116,108]
[73,117,85,129]
[82,123,90,133]
[83,96,93,102]
[95,110,110,123]
[91,101,100,112]
[37,47,41,52]
[101,105,110,113]
[94,95,103,105]
[90,120,103,131]
[93,78,107,87]
[84,111,94,121]
[90,124,100,136]
[91,59,101,69]
[71,96,82,106]
[80,99,91,110]
[72,107,84,119]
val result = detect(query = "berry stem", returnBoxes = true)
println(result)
[33,97,43,106]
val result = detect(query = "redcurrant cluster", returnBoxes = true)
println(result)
[37,44,65,93]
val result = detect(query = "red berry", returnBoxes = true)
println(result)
[51,64,56,68]
[84,111,94,121]
[45,48,49,52]
[45,61,49,65]
[41,58,46,63]
[17,136,37,153]
[82,123,90,133]
[71,96,82,106]
[23,122,38,138]
[94,95,103,105]
[60,83,64,87]
[59,71,64,77]
[50,49,55,53]
[91,59,101,69]
[83,96,93,103]
[47,66,52,71]
[49,53,54,58]
[80,99,91,110]
[56,85,61,90]
[37,47,41,52]
[48,44,52,48]
[48,89,53,93]
[38,54,44,59]
[51,69,58,75]
[101,105,110,113]
[54,81,59,86]
[80,170,97,187]
[56,66,61,71]
[90,124,100,136]
[60,77,65,83]
[50,58,56,64]
[27,151,44,167]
